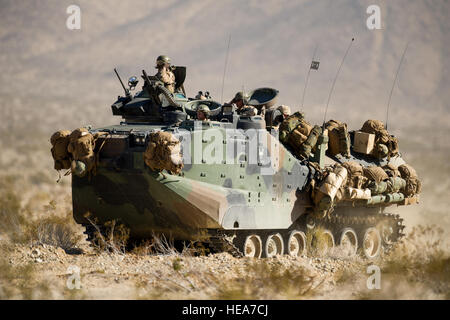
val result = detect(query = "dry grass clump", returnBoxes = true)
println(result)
[131,233,203,257]
[85,215,130,255]
[28,215,82,251]
[0,176,82,252]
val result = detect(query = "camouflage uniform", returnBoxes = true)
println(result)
[278,105,291,118]
[238,105,257,116]
[155,55,176,93]
[228,91,258,116]
[155,66,176,93]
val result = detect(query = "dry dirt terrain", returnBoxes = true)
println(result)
[1,0,449,300]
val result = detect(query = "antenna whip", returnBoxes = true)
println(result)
[386,42,409,130]
[220,35,232,103]
[300,45,318,109]
[323,37,355,126]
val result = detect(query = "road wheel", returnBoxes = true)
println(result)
[286,230,307,257]
[309,228,335,256]
[243,234,262,258]
[338,227,358,257]
[361,227,382,259]
[264,233,284,258]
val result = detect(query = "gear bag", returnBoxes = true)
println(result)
[398,164,421,196]
[67,128,97,174]
[325,120,350,157]
[360,119,399,158]
[363,166,389,183]
[50,130,72,170]
[279,112,310,143]
[144,131,183,175]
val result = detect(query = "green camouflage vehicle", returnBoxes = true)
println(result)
[52,67,420,259]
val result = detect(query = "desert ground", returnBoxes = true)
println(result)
[0,0,449,299]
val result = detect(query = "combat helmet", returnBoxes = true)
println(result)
[278,105,291,117]
[156,55,171,68]
[197,104,211,117]
[234,91,249,104]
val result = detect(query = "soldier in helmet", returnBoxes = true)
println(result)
[277,105,291,119]
[226,91,257,116]
[196,104,211,121]
[155,55,176,93]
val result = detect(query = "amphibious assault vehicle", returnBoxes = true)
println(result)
[52,67,420,259]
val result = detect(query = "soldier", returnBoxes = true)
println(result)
[154,55,176,93]
[277,105,291,119]
[226,91,257,116]
[196,104,211,121]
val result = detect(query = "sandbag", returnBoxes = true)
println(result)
[50,130,72,170]
[363,166,389,183]
[144,131,183,175]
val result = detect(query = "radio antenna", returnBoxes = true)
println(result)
[220,34,232,103]
[323,37,354,126]
[300,45,318,109]
[385,42,409,130]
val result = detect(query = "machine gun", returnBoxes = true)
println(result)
[142,69,183,109]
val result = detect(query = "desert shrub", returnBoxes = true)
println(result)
[85,215,130,255]
[28,215,82,251]
[131,233,200,257]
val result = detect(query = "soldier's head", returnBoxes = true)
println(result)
[278,105,291,119]
[196,104,210,121]
[155,55,171,68]
[232,91,249,108]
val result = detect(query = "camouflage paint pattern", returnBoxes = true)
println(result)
[72,122,311,240]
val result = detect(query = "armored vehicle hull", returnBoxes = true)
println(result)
[49,68,419,258]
